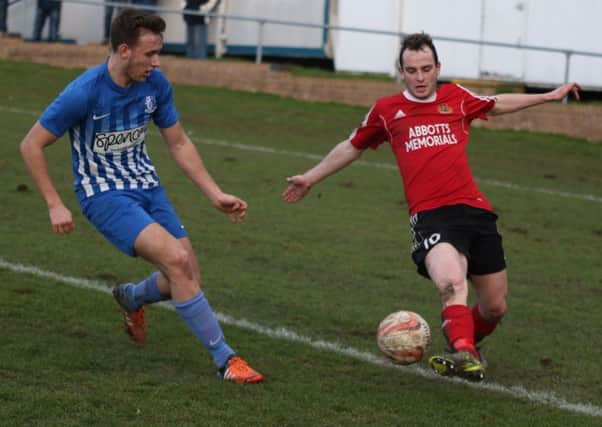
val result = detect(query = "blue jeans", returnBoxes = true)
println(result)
[129,0,156,15]
[103,6,114,42]
[0,0,8,33]
[186,23,208,59]
[32,6,61,41]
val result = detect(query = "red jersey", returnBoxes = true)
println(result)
[348,83,496,215]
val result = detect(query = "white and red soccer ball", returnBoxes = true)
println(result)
[376,310,432,365]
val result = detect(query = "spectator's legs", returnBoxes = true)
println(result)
[131,0,156,15]
[186,24,196,58]
[0,0,8,34]
[198,23,208,59]
[103,6,114,43]
[48,7,60,41]
[32,8,47,41]
[187,23,207,59]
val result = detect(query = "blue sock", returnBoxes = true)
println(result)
[125,272,169,310]
[173,291,235,369]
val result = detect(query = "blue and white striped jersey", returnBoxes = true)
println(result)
[40,61,179,201]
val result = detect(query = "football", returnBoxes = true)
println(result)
[376,310,432,365]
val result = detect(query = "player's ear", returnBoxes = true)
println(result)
[435,62,441,77]
[116,43,131,60]
[397,62,405,81]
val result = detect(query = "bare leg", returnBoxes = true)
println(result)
[154,236,202,298]
[425,242,469,307]
[134,223,199,302]
[471,270,508,320]
[425,242,478,357]
[470,270,508,342]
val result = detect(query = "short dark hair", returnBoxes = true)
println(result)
[110,8,166,51]
[399,33,439,68]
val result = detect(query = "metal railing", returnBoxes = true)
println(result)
[20,0,602,91]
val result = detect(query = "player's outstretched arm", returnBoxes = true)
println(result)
[160,122,247,223]
[282,139,363,203]
[19,121,74,235]
[490,82,580,115]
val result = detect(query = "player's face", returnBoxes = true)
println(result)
[124,29,162,83]
[399,47,440,99]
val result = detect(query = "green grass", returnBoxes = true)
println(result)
[1,59,601,426]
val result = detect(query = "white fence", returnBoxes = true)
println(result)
[5,0,602,90]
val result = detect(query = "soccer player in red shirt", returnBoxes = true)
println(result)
[282,33,580,381]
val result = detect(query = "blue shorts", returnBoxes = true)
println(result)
[79,186,188,257]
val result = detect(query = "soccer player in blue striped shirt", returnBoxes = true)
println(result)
[19,8,263,384]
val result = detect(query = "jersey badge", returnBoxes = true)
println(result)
[438,103,453,114]
[144,96,157,114]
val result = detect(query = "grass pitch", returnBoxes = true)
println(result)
[0,59,601,426]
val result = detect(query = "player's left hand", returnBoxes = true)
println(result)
[213,193,248,223]
[547,82,581,102]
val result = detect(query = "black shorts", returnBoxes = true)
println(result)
[409,204,506,279]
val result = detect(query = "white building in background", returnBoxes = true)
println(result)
[5,0,602,89]
[330,0,602,89]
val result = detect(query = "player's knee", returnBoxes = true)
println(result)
[482,299,507,321]
[437,274,468,302]
[165,246,193,276]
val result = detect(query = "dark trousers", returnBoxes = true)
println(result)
[104,6,114,41]
[0,0,8,33]
[32,6,61,41]
[130,0,157,15]
[186,23,208,59]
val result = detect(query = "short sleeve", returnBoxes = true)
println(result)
[151,71,179,129]
[457,84,496,122]
[39,81,88,138]
[348,103,387,150]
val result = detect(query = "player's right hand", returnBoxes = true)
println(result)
[49,204,74,235]
[282,175,311,203]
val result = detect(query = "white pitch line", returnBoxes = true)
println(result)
[1,105,601,204]
[193,136,602,204]
[1,257,600,418]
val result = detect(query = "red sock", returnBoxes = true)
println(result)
[472,304,498,343]
[442,305,479,359]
